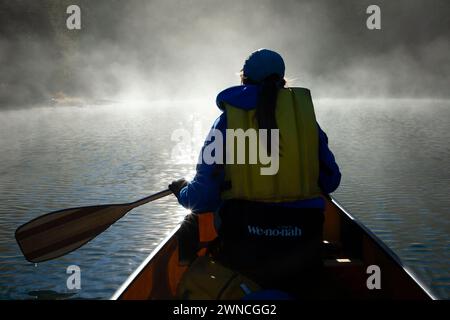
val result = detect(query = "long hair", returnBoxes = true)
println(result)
[242,73,286,155]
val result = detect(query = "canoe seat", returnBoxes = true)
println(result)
[323,258,364,268]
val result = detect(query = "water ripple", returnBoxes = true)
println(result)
[0,100,449,299]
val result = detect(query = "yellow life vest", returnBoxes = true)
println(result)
[221,87,320,202]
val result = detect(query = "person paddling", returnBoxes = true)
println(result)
[169,48,341,297]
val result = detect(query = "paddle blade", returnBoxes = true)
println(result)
[15,204,132,263]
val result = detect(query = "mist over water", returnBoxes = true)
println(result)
[0,0,449,299]
[1,0,449,106]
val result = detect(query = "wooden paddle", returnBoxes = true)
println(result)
[15,189,173,263]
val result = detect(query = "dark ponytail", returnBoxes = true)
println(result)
[243,74,286,155]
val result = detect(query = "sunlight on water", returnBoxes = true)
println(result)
[0,99,448,299]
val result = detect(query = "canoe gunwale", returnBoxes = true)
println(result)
[110,224,181,300]
[330,197,437,300]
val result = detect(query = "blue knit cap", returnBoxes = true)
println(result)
[242,49,285,82]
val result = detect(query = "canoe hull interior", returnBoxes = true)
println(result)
[111,197,434,300]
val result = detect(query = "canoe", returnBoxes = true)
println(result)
[111,196,436,300]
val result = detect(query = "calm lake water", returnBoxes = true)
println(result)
[0,99,449,299]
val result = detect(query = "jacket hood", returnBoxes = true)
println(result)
[216,85,260,111]
[216,85,311,111]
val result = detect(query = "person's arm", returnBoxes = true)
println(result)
[176,114,226,213]
[318,124,341,194]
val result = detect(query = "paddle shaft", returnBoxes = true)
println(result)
[129,189,173,208]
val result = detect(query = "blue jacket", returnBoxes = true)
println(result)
[176,85,341,213]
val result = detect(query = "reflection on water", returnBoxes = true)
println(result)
[27,290,78,300]
[0,99,448,299]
